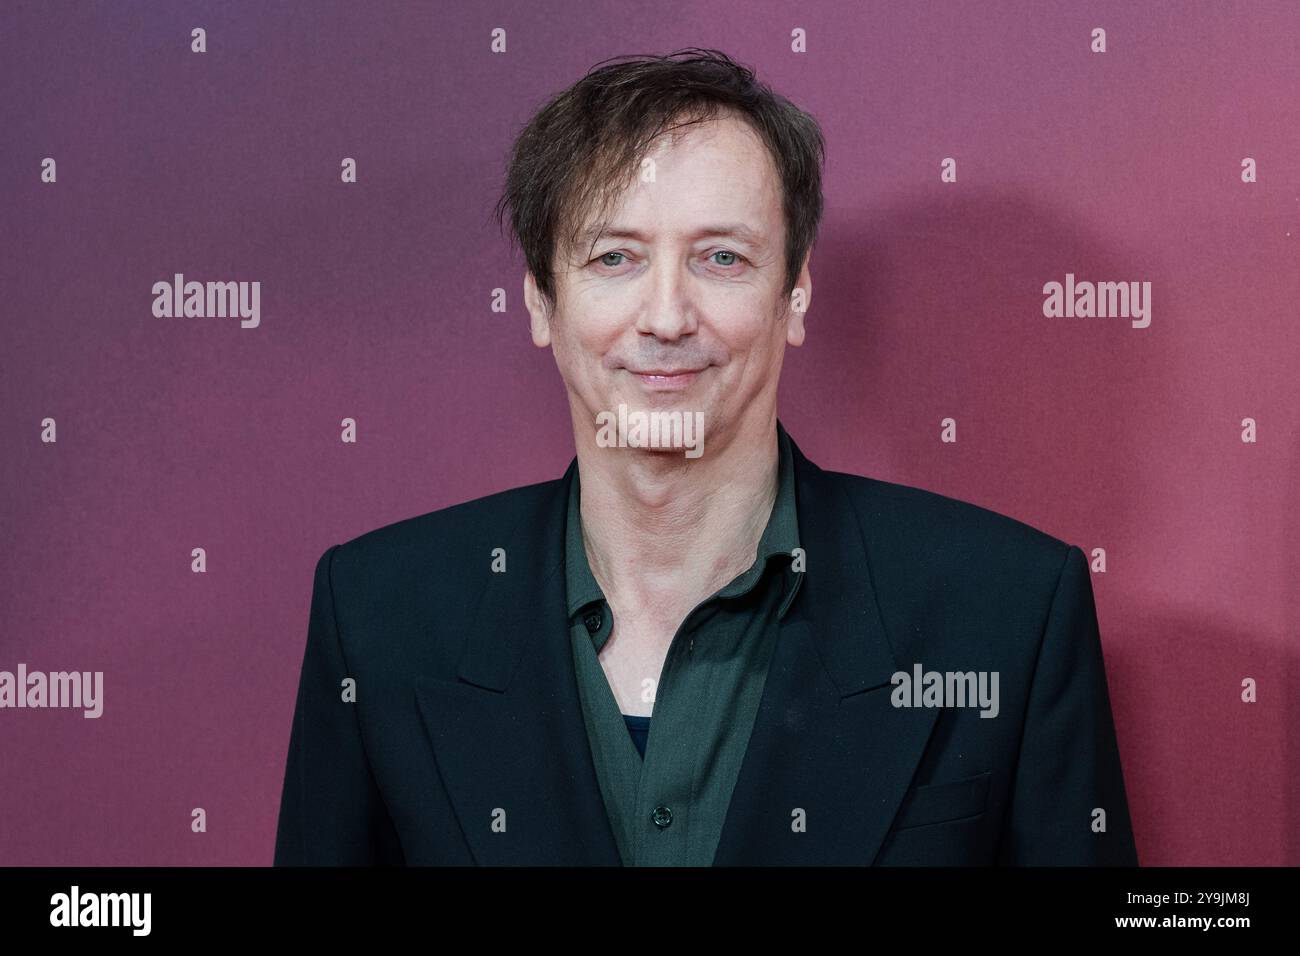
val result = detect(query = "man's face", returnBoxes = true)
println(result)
[524,112,810,457]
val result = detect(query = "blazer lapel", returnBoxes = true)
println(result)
[412,460,623,865]
[711,437,940,865]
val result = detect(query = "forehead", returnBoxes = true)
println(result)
[574,113,783,247]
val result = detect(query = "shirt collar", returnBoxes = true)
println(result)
[564,464,605,618]
[564,420,801,619]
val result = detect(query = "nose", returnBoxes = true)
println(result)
[633,258,698,341]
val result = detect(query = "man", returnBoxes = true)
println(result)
[274,49,1138,866]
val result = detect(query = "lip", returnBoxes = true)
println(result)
[627,368,705,390]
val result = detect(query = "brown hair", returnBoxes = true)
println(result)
[493,48,825,308]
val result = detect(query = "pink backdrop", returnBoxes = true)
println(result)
[1,0,1296,865]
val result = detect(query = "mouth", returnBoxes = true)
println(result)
[627,368,706,390]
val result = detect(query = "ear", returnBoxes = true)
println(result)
[785,254,811,347]
[523,270,552,348]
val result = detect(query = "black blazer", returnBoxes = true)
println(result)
[274,432,1138,866]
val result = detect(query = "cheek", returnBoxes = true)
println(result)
[554,339,592,392]
[549,315,614,383]
[710,298,780,357]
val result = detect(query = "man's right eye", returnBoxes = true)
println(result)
[596,251,626,267]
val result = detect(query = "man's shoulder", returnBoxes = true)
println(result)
[820,467,1075,585]
[321,474,564,590]
[815,468,1084,664]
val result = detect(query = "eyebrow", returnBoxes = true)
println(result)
[577,223,768,249]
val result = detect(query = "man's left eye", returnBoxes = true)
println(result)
[710,250,745,267]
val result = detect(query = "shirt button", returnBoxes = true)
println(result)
[651,805,673,829]
[583,611,603,634]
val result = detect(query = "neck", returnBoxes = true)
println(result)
[571,408,780,619]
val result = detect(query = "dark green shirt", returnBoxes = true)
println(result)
[564,422,802,866]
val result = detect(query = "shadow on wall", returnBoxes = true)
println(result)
[785,186,1172,523]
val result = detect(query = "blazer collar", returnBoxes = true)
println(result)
[413,427,937,865]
